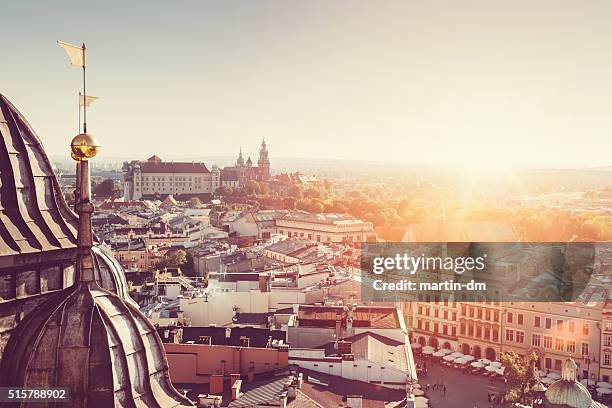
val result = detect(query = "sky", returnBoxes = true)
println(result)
[2,1,612,168]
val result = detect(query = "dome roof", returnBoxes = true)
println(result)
[544,358,606,408]
[0,94,78,256]
[0,277,193,407]
[92,245,138,308]
[0,94,135,303]
[544,381,593,408]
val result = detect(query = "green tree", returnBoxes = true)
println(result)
[288,185,302,199]
[156,250,187,270]
[500,350,539,404]
[188,197,202,208]
[93,179,114,197]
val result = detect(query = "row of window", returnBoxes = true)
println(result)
[528,331,588,355]
[418,306,458,321]
[461,322,500,341]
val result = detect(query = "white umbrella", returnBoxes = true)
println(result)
[449,352,464,359]
[439,348,452,355]
[485,365,497,372]
[547,373,561,380]
[462,355,475,362]
[411,343,422,349]
[495,367,505,375]
[490,361,502,368]
[471,361,485,368]
[596,381,612,388]
[443,354,456,361]
[537,370,547,377]
[422,348,434,355]
[432,350,446,357]
[541,377,555,384]
[596,387,612,395]
[423,345,434,350]
[455,357,469,365]
[478,358,491,365]
[580,379,596,386]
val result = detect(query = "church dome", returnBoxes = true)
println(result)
[92,245,138,308]
[544,359,606,408]
[544,381,593,408]
[0,94,135,302]
[0,276,193,407]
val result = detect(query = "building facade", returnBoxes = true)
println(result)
[123,154,220,200]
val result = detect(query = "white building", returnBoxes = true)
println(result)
[123,155,220,200]
[276,212,374,243]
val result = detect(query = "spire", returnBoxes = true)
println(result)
[237,146,245,166]
[71,132,100,283]
[561,358,578,381]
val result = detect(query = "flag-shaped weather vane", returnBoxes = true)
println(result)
[58,41,99,133]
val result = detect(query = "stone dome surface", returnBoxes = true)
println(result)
[0,278,193,407]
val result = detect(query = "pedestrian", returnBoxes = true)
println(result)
[443,385,446,395]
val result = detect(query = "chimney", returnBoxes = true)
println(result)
[231,379,242,401]
[337,340,352,355]
[279,392,288,408]
[346,395,363,408]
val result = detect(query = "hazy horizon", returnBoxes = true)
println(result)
[3,1,612,168]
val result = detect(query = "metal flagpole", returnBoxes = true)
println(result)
[82,43,87,133]
[78,92,82,133]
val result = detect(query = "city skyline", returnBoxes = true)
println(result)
[3,1,612,168]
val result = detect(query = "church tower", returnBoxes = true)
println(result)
[236,147,245,167]
[257,138,270,180]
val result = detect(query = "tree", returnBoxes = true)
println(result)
[500,350,539,404]
[288,185,302,199]
[93,179,114,197]
[215,185,233,196]
[156,250,187,270]
[188,197,202,208]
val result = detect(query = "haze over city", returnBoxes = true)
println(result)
[2,0,612,168]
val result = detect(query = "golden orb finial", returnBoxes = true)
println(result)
[70,133,100,161]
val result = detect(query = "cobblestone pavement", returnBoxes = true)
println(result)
[414,356,508,408]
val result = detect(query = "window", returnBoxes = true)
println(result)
[554,360,562,371]
[605,335,612,347]
[516,331,524,344]
[534,316,541,328]
[569,321,575,333]
[532,334,541,347]
[581,342,589,356]
[555,338,564,351]
[452,326,457,336]
[556,320,563,332]
[566,340,576,354]
[492,328,499,341]
[545,358,552,369]
[582,323,589,336]
[518,314,524,325]
[543,335,553,349]
[545,318,552,329]
[506,329,514,342]
[605,352,611,366]
[507,312,513,324]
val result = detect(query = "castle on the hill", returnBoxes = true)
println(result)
[122,139,270,200]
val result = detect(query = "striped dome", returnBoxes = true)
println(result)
[0,278,193,407]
